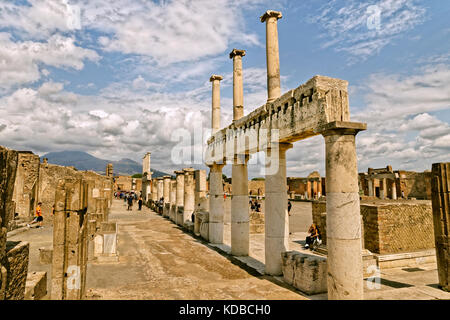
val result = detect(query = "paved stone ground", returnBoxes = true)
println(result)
[9,199,450,300]
[84,200,306,300]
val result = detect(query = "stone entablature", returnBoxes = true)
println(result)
[206,76,352,164]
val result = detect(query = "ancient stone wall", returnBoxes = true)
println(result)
[12,152,40,220]
[39,163,83,217]
[398,171,432,200]
[248,180,265,197]
[313,200,434,254]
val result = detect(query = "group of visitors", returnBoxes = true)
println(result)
[249,199,261,213]
[114,191,143,211]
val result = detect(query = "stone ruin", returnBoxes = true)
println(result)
[0,144,114,300]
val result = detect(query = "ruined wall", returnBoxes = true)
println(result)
[248,180,265,196]
[38,163,82,217]
[313,200,434,254]
[114,176,132,191]
[398,171,432,200]
[12,152,40,219]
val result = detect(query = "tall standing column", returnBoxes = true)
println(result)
[183,168,195,224]
[175,171,185,225]
[322,123,366,300]
[163,176,171,204]
[210,75,223,134]
[261,10,282,103]
[265,143,292,275]
[231,155,250,256]
[157,178,163,201]
[391,179,397,200]
[229,49,246,121]
[209,164,225,244]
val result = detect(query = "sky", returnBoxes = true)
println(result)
[0,0,449,178]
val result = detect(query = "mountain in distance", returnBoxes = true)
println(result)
[42,151,168,177]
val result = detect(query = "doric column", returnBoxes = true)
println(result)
[175,171,185,225]
[229,49,246,121]
[209,163,225,244]
[391,179,397,200]
[261,10,282,103]
[265,143,292,275]
[210,75,223,134]
[157,178,163,201]
[368,178,374,196]
[183,168,195,223]
[321,123,366,300]
[381,178,387,200]
[163,176,171,204]
[231,155,250,256]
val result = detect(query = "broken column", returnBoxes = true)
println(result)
[265,143,292,275]
[183,168,195,225]
[321,122,366,300]
[157,178,163,201]
[391,179,397,200]
[163,176,171,217]
[52,177,88,300]
[194,170,209,238]
[261,10,282,103]
[169,180,177,222]
[175,171,185,226]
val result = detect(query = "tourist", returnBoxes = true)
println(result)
[27,202,44,228]
[288,200,292,216]
[305,223,321,249]
[138,196,143,211]
[127,194,133,211]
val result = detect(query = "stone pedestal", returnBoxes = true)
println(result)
[231,155,249,256]
[322,124,365,300]
[265,143,292,275]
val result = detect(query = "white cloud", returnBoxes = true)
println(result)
[309,0,426,61]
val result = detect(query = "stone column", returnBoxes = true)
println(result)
[231,155,250,256]
[157,178,163,201]
[209,164,225,244]
[381,178,387,200]
[151,179,158,203]
[368,178,374,196]
[265,143,292,275]
[183,168,195,223]
[261,10,282,103]
[175,171,185,225]
[169,180,177,222]
[322,124,365,300]
[210,75,223,134]
[391,179,397,200]
[163,176,171,204]
[306,180,312,199]
[229,49,246,121]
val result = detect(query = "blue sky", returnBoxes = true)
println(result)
[0,0,449,177]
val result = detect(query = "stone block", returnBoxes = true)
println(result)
[24,271,47,300]
[281,251,327,295]
[39,247,53,265]
[5,241,30,300]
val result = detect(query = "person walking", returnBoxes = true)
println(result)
[27,202,44,228]
[138,196,143,211]
[127,194,133,211]
[288,200,292,216]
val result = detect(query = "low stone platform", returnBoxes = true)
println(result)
[281,251,327,295]
[24,271,47,300]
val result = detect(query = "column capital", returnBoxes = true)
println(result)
[163,175,171,180]
[210,75,223,82]
[174,170,184,175]
[320,121,367,137]
[229,49,246,59]
[208,163,225,170]
[183,168,195,174]
[260,10,282,23]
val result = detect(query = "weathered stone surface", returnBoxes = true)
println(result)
[5,241,30,300]
[24,271,47,300]
[281,251,327,295]
[39,247,53,265]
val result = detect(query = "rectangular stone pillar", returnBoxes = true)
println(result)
[51,178,88,300]
[231,155,249,256]
[368,179,374,197]
[169,180,177,222]
[209,164,225,244]
[175,171,185,226]
[321,122,366,300]
[265,143,292,275]
[431,162,450,292]
[380,178,387,200]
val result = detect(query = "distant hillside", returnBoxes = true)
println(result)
[43,151,168,177]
